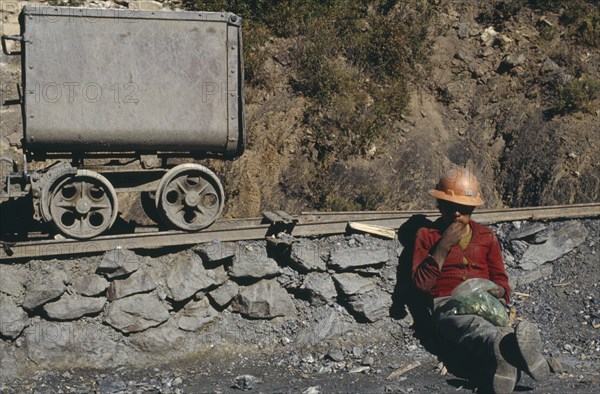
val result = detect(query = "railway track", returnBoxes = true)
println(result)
[1,203,598,261]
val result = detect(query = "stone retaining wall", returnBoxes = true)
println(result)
[0,233,400,379]
[0,219,590,380]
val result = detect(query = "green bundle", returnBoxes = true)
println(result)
[450,279,509,327]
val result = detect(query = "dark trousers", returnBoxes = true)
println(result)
[432,297,511,380]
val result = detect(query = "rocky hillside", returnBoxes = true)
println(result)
[202,0,600,216]
[1,0,599,221]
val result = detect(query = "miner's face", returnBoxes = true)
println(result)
[437,200,475,226]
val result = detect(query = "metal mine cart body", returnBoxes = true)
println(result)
[1,6,245,239]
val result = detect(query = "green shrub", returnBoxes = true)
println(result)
[556,78,600,113]
[242,22,270,86]
[185,1,433,159]
[577,10,600,47]
[497,1,526,18]
[291,163,390,211]
[551,0,600,47]
[538,24,557,40]
[188,0,361,36]
[527,0,564,10]
[291,19,351,102]
[344,1,433,77]
[291,1,432,159]
[187,1,434,210]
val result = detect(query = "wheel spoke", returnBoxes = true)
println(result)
[89,203,112,210]
[78,182,86,199]
[56,202,77,209]
[196,182,210,195]
[167,205,185,216]
[194,204,206,216]
[187,177,210,193]
[175,178,188,194]
[199,203,220,219]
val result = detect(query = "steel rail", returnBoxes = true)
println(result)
[1,203,598,261]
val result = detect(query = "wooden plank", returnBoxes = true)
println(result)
[347,222,396,239]
[386,361,421,381]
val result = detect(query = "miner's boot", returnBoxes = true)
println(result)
[489,330,518,394]
[515,321,550,381]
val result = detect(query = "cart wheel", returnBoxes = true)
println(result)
[155,164,224,231]
[47,170,118,239]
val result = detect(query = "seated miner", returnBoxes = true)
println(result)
[411,167,550,393]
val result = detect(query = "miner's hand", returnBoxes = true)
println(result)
[430,222,466,268]
[488,286,507,305]
[440,221,466,248]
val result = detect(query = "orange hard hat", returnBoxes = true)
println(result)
[428,167,485,206]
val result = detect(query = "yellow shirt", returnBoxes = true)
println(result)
[459,224,472,250]
[460,224,472,266]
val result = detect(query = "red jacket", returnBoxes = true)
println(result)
[412,219,511,303]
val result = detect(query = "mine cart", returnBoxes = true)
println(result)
[1,5,245,239]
